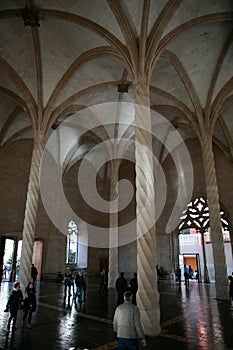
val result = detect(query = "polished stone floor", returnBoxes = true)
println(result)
[0,278,233,350]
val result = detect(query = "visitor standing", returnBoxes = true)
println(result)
[22,282,37,328]
[31,264,38,285]
[99,268,109,295]
[184,265,189,286]
[113,290,147,349]
[175,267,181,286]
[5,282,24,333]
[129,272,138,305]
[228,275,233,310]
[63,268,72,298]
[116,272,128,306]
[75,271,85,302]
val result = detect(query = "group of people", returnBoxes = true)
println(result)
[115,272,138,306]
[63,267,135,311]
[4,264,38,333]
[98,269,144,348]
[4,268,146,349]
[4,263,233,349]
[63,268,86,303]
[113,272,148,349]
[174,265,197,286]
[97,269,138,307]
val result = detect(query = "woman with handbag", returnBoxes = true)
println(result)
[22,282,37,328]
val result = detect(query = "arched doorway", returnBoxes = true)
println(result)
[0,235,43,283]
[178,196,232,283]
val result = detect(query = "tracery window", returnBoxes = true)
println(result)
[179,196,229,242]
[66,220,78,264]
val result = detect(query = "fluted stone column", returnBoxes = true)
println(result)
[19,133,44,290]
[201,137,228,299]
[134,79,161,336]
[108,160,119,288]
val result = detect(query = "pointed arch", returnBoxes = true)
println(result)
[66,220,79,264]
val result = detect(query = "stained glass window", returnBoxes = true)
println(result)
[66,220,78,264]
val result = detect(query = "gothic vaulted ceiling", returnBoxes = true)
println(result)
[0,0,233,166]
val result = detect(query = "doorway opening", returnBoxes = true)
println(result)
[2,237,43,282]
[3,238,22,281]
[178,253,201,282]
[178,196,233,283]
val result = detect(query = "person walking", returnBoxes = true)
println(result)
[116,272,128,306]
[184,265,189,286]
[188,265,194,279]
[75,271,85,302]
[22,282,37,328]
[98,268,109,295]
[228,275,233,310]
[63,268,72,298]
[175,267,181,286]
[70,270,75,296]
[31,264,38,285]
[113,290,147,350]
[128,272,138,305]
[156,265,161,284]
[5,282,24,333]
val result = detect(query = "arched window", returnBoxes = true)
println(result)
[179,196,229,239]
[66,220,78,264]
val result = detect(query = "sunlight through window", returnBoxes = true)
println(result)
[66,220,78,264]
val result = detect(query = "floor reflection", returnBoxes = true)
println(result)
[1,280,233,349]
[180,281,224,348]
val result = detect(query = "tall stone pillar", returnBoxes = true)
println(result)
[108,160,119,288]
[133,79,161,336]
[19,134,44,290]
[170,230,176,272]
[201,137,228,299]
[200,228,210,283]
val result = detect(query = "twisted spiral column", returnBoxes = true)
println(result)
[108,159,119,288]
[201,137,228,299]
[134,80,161,336]
[19,133,44,291]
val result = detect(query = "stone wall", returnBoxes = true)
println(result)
[0,138,233,279]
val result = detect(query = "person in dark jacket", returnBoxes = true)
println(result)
[98,268,109,295]
[184,265,190,286]
[175,267,182,286]
[22,282,37,328]
[63,268,72,298]
[5,282,24,332]
[31,264,38,285]
[75,271,85,302]
[228,275,233,310]
[115,272,128,306]
[129,272,138,305]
